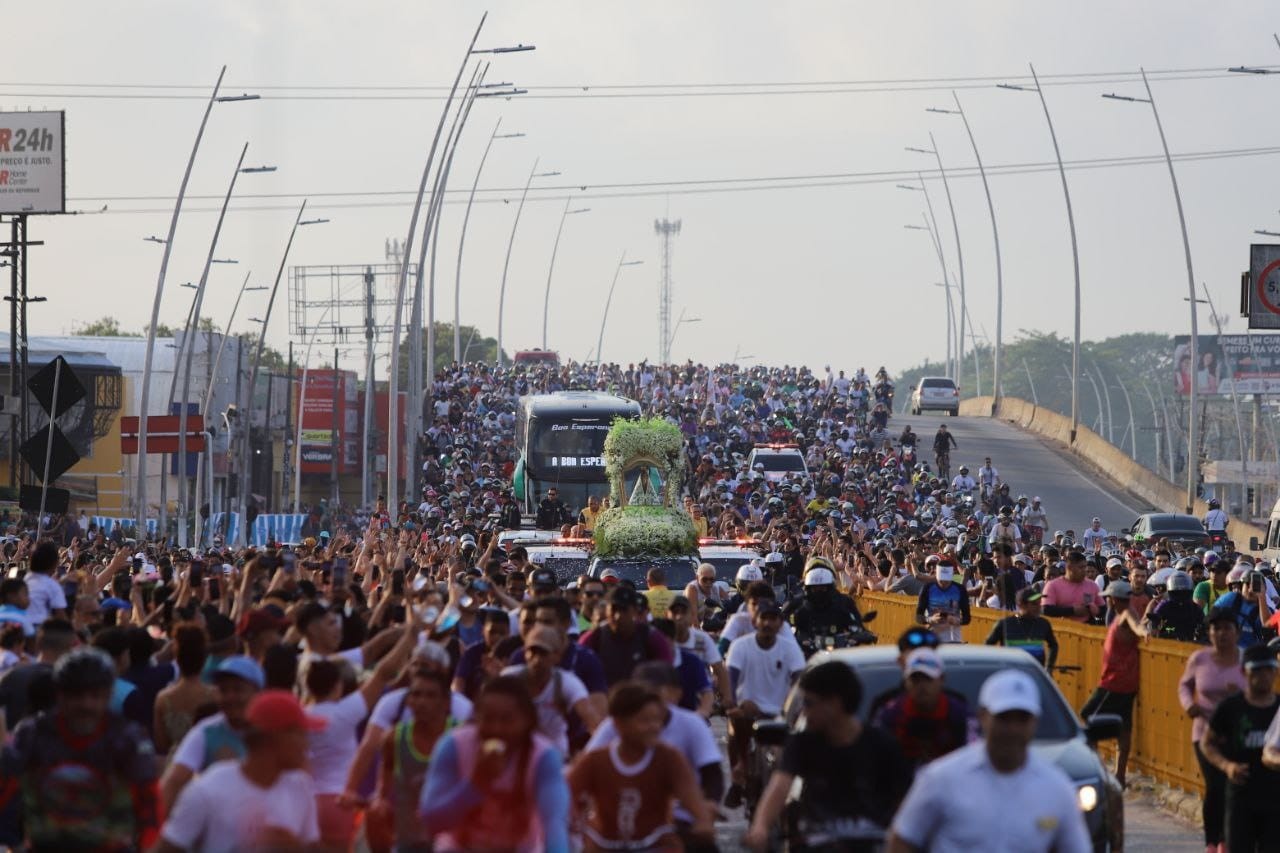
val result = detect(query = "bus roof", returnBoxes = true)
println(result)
[518,391,641,418]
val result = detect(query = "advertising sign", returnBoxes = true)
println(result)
[1173,334,1280,396]
[0,111,65,214]
[296,370,353,475]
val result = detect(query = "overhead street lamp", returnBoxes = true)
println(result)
[137,66,258,540]
[455,122,525,362]
[928,95,1004,406]
[387,14,534,514]
[999,65,1082,446]
[543,199,591,349]
[237,203,326,546]
[195,273,267,545]
[497,160,561,366]
[1101,68,1201,513]
[665,310,701,358]
[905,136,966,382]
[143,236,167,245]
[901,200,955,380]
[594,255,644,364]
[1255,229,1280,238]
[932,282,956,379]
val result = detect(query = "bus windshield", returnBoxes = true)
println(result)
[527,418,612,479]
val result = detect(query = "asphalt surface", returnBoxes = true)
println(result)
[895,410,1158,535]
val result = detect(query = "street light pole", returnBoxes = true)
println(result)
[542,197,590,350]
[496,159,560,366]
[174,143,267,547]
[908,136,966,384]
[901,191,954,379]
[238,201,318,546]
[929,95,1003,408]
[454,122,524,363]
[594,254,643,364]
[1000,65,1082,444]
[136,66,235,538]
[1102,68,1201,512]
[293,302,335,515]
[934,283,955,379]
[665,309,701,357]
[388,15,491,524]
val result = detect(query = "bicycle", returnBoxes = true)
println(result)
[935,450,951,480]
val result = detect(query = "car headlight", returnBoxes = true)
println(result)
[1077,783,1099,812]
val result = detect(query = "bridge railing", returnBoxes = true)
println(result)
[959,395,1267,550]
[860,590,1204,793]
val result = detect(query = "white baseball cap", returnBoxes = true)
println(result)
[904,648,944,680]
[979,669,1041,716]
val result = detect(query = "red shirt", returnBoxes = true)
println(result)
[1098,618,1140,694]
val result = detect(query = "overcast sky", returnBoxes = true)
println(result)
[6,1,1280,382]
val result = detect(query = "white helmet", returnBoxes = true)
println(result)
[736,564,764,583]
[764,552,785,565]
[1226,566,1249,584]
[804,567,836,587]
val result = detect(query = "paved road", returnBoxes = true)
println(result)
[896,411,1160,535]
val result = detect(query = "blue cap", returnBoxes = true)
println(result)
[100,597,131,611]
[213,655,265,689]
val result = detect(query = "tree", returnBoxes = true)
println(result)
[235,332,288,372]
[73,316,138,337]
[394,322,507,386]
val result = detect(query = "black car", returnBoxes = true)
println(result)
[586,554,701,589]
[778,646,1123,852]
[1125,512,1210,549]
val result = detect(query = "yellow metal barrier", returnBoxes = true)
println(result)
[858,591,1204,793]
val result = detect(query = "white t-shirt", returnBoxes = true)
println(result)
[368,685,473,731]
[678,627,723,666]
[500,665,588,754]
[161,760,320,853]
[721,610,796,646]
[585,702,721,823]
[891,741,1090,853]
[23,573,65,625]
[306,692,369,795]
[172,712,236,772]
[725,634,805,716]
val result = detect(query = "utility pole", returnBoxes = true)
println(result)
[654,218,681,364]
[331,347,340,505]
[283,341,293,509]
[362,266,376,507]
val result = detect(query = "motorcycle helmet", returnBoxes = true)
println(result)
[735,564,764,587]
[1209,498,1221,509]
[959,466,969,475]
[1166,571,1194,599]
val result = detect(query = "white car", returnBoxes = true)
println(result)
[746,444,808,484]
[910,376,960,416]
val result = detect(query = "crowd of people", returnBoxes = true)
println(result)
[0,358,1269,851]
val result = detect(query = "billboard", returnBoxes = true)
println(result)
[296,370,358,474]
[0,112,65,214]
[1173,334,1280,396]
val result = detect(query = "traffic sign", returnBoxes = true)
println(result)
[20,424,78,483]
[19,484,68,514]
[1248,244,1280,329]
[27,355,85,419]
[120,414,206,455]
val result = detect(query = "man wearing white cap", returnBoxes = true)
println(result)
[888,669,1090,853]
[873,648,974,770]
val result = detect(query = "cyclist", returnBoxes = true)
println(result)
[724,598,805,808]
[932,425,957,478]
[744,661,912,852]
[1021,497,1049,547]
[1082,517,1109,554]
[987,507,1023,555]
[977,457,1000,505]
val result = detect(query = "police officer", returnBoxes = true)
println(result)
[1146,569,1204,642]
[789,558,862,654]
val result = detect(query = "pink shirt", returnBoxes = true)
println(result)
[1042,577,1099,622]
[1178,647,1246,742]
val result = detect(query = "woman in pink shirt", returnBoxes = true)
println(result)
[1177,611,1243,852]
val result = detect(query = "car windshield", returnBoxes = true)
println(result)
[921,378,955,389]
[755,453,805,471]
[531,552,592,585]
[699,555,754,582]
[593,558,697,588]
[853,660,1080,741]
[1149,516,1204,532]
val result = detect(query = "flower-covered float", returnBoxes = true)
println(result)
[591,417,697,558]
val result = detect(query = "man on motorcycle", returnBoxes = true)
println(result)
[788,558,866,653]
[950,465,976,496]
[872,648,975,769]
[899,425,918,449]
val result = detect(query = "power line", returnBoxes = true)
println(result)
[0,70,1271,102]
[71,145,1280,215]
[2,63,1270,92]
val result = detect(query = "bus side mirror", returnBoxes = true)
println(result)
[1251,536,1262,552]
